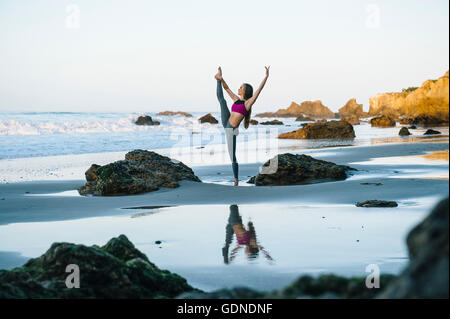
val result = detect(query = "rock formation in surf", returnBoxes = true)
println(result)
[369,71,449,125]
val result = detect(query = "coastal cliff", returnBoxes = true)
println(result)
[368,71,449,123]
[256,101,335,119]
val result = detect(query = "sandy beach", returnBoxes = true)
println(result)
[0,133,448,292]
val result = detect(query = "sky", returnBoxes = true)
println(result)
[0,0,448,113]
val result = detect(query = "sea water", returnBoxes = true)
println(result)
[1,111,448,160]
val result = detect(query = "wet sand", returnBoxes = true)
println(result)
[0,140,448,291]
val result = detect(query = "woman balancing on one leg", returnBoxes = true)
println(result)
[215,66,270,186]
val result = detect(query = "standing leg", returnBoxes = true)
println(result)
[217,80,230,128]
[225,127,239,182]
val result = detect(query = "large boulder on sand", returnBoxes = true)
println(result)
[78,149,201,196]
[378,198,449,299]
[247,153,356,186]
[0,235,194,298]
[278,120,355,139]
[370,115,396,127]
[198,113,218,124]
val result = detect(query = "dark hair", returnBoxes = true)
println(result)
[243,83,253,100]
[243,83,253,129]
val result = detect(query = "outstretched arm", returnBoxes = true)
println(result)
[246,66,270,108]
[221,78,240,102]
[215,66,239,102]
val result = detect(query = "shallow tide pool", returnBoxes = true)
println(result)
[0,199,438,291]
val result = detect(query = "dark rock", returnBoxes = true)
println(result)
[424,129,442,135]
[260,120,284,125]
[247,153,356,186]
[278,120,355,139]
[198,113,218,124]
[408,125,417,129]
[250,119,259,125]
[378,198,449,298]
[135,116,160,126]
[356,200,398,207]
[398,127,411,136]
[177,287,266,299]
[178,274,397,299]
[400,115,449,126]
[78,149,201,196]
[370,115,396,127]
[155,241,162,245]
[0,235,194,299]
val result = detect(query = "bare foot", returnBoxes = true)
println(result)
[215,67,223,81]
[234,178,239,186]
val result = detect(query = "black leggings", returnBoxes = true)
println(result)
[216,80,239,179]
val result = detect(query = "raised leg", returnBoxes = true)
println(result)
[217,80,230,128]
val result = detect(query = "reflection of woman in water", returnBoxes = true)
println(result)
[222,204,273,264]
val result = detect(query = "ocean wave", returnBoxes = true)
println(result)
[0,114,203,136]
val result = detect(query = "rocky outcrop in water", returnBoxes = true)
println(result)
[255,101,335,119]
[247,153,356,186]
[399,127,411,136]
[424,129,442,135]
[338,99,366,119]
[260,120,284,125]
[369,71,449,125]
[295,114,315,122]
[78,149,201,196]
[198,113,218,124]
[378,197,449,299]
[135,115,160,126]
[370,115,396,127]
[278,120,355,139]
[157,111,192,117]
[0,235,194,299]
[250,119,259,125]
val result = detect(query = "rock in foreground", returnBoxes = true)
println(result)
[178,274,397,299]
[78,149,201,196]
[0,235,194,299]
[247,153,356,186]
[278,120,355,139]
[378,198,449,299]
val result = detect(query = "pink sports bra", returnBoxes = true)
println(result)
[231,100,248,116]
[236,231,251,245]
